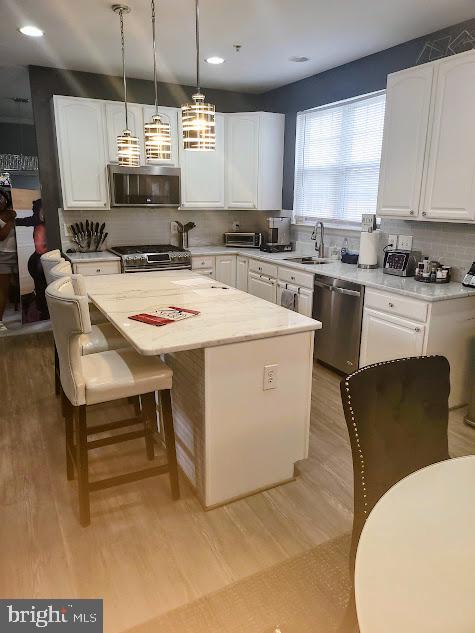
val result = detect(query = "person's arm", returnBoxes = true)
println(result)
[0,218,14,241]
[16,214,38,227]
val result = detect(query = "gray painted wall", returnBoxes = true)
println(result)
[261,18,475,209]
[0,122,38,155]
[28,66,261,249]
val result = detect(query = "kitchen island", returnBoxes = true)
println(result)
[85,270,321,508]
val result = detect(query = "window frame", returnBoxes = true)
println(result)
[293,89,386,227]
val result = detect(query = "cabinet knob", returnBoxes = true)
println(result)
[415,327,421,332]
[96,268,101,273]
[388,302,394,308]
[291,276,295,281]
[422,211,427,216]
[409,210,414,216]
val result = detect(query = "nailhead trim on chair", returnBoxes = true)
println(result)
[343,355,438,516]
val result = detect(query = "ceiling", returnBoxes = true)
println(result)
[0,0,474,97]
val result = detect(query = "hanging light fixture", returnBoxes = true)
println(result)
[181,0,215,151]
[144,0,171,162]
[113,4,140,167]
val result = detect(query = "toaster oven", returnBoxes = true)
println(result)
[224,232,263,248]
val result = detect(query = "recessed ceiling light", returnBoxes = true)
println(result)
[18,25,44,37]
[289,56,309,63]
[205,56,225,65]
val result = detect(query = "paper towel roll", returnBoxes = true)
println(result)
[358,230,380,268]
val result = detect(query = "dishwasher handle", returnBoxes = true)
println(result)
[314,279,361,297]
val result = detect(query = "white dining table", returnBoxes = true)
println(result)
[355,455,475,633]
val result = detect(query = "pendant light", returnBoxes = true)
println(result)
[144,0,171,162]
[181,0,216,151]
[113,4,140,167]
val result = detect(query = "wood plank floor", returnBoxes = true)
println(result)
[1,332,474,632]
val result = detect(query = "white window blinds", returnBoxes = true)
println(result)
[293,91,386,225]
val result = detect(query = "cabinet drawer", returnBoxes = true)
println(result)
[364,288,428,323]
[278,266,313,289]
[192,256,215,270]
[196,268,215,277]
[248,258,278,278]
[73,260,121,276]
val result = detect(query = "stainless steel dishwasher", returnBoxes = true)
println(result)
[312,275,364,373]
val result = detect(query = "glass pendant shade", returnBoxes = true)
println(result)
[117,129,140,166]
[145,114,172,161]
[182,92,216,151]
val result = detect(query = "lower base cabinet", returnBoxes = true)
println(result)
[276,283,313,317]
[248,272,277,303]
[360,308,425,366]
[215,255,237,287]
[236,256,249,291]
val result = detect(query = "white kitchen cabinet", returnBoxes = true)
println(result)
[422,51,475,222]
[71,260,121,276]
[236,256,249,292]
[142,105,180,166]
[277,283,313,317]
[248,272,277,304]
[360,308,425,366]
[105,101,144,164]
[53,96,109,210]
[225,112,285,210]
[215,254,237,287]
[377,64,433,218]
[180,113,225,208]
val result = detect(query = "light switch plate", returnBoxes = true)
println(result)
[170,221,178,234]
[64,222,72,237]
[388,234,398,249]
[397,235,413,251]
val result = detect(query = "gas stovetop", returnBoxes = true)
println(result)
[109,244,192,272]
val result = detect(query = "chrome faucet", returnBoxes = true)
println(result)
[312,221,325,257]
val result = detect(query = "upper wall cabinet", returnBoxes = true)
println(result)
[180,113,226,209]
[53,96,109,210]
[142,105,180,167]
[105,102,144,165]
[377,65,433,218]
[422,52,475,222]
[225,112,285,210]
[377,50,475,224]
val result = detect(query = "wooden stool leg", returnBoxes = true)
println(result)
[64,393,74,480]
[76,405,90,526]
[160,389,180,500]
[142,392,156,461]
[54,345,60,396]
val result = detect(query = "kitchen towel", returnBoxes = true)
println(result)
[281,288,298,311]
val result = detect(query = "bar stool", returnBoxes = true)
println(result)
[46,277,179,526]
[40,249,62,282]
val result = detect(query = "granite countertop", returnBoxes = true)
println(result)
[189,246,475,303]
[85,270,321,355]
[65,251,121,263]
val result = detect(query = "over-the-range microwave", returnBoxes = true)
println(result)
[108,164,180,207]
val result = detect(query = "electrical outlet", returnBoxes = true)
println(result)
[170,221,178,234]
[397,235,413,251]
[388,234,398,249]
[232,220,240,231]
[263,364,278,390]
[64,222,72,237]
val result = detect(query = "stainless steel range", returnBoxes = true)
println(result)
[109,244,192,273]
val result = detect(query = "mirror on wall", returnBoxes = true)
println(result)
[0,65,48,333]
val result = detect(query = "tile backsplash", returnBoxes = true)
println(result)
[292,219,475,282]
[60,208,288,251]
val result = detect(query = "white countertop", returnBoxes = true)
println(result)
[85,270,321,355]
[189,246,475,302]
[65,251,121,263]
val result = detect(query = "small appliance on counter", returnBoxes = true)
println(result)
[260,217,292,253]
[415,256,451,284]
[462,262,475,288]
[383,249,421,277]
[224,232,263,248]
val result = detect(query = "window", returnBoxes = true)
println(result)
[293,91,386,225]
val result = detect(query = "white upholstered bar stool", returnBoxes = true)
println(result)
[47,265,128,395]
[40,249,62,282]
[46,277,179,526]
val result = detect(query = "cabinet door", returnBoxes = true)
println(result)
[236,256,249,291]
[422,51,475,222]
[142,105,179,166]
[226,114,259,209]
[248,273,277,303]
[105,102,144,164]
[215,255,237,287]
[377,64,433,218]
[54,96,109,209]
[360,308,425,367]
[180,113,225,208]
[296,287,313,317]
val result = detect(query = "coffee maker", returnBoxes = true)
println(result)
[261,217,292,252]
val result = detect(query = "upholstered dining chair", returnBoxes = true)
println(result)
[40,249,63,284]
[338,355,450,633]
[46,276,179,526]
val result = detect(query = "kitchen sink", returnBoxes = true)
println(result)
[283,256,331,265]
